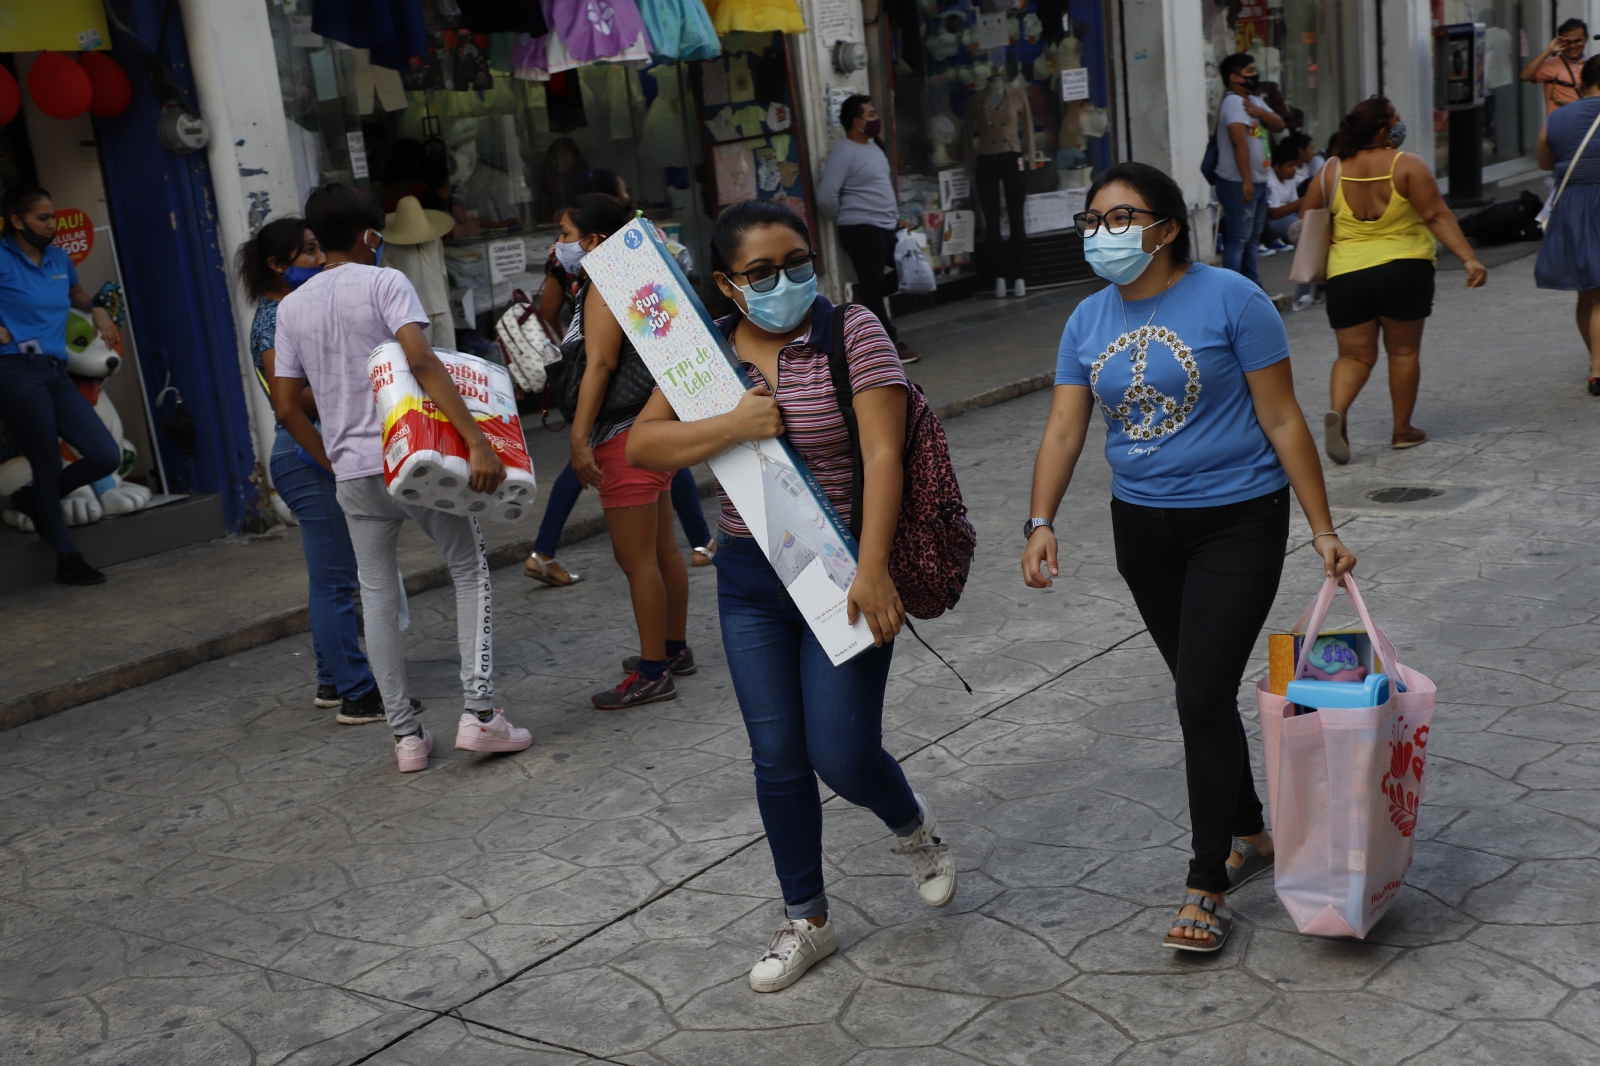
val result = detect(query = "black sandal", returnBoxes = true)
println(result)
[1162,892,1233,953]
[1588,377,1600,397]
[1226,838,1274,890]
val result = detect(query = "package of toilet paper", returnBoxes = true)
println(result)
[367,343,536,522]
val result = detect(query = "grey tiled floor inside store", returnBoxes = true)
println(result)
[3,252,1598,1064]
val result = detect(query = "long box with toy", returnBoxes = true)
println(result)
[367,343,537,523]
[580,217,875,665]
[1267,627,1386,697]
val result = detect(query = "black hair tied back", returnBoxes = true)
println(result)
[1083,162,1191,263]
[235,216,308,303]
[709,200,812,277]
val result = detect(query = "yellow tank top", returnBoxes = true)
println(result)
[1327,152,1437,278]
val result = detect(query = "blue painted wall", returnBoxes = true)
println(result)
[94,0,257,529]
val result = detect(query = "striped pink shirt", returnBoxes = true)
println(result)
[717,303,906,537]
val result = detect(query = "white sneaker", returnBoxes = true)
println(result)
[892,793,958,907]
[1293,294,1314,311]
[395,728,433,773]
[749,918,837,993]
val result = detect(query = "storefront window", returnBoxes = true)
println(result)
[1204,1,1359,159]
[263,2,715,344]
[885,0,1111,287]
[1430,1,1544,173]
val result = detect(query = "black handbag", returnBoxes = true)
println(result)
[549,280,658,423]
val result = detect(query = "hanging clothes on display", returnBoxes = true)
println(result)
[703,0,806,36]
[313,0,430,70]
[548,0,653,63]
[636,0,720,62]
[967,77,1034,293]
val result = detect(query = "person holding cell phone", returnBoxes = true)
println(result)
[0,186,123,586]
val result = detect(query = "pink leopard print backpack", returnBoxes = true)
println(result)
[828,306,976,620]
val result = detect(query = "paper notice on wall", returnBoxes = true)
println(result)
[488,238,526,284]
[942,210,975,255]
[1060,66,1090,101]
[814,0,857,42]
[582,219,875,665]
[347,131,370,179]
[938,169,970,210]
[1000,191,1076,240]
[702,59,731,105]
[977,12,1009,50]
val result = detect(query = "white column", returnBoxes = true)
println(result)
[792,0,872,303]
[1160,0,1213,263]
[178,0,303,474]
[1379,0,1435,172]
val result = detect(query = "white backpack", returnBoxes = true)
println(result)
[495,289,563,393]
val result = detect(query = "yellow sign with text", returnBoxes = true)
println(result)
[0,0,112,52]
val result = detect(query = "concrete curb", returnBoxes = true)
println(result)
[1,372,1057,730]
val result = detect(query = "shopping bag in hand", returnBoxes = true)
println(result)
[1256,575,1435,938]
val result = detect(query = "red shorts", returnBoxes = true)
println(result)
[594,429,671,509]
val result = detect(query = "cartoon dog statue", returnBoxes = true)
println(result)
[1,309,153,531]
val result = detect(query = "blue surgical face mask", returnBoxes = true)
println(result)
[554,237,587,273]
[1083,223,1165,286]
[1387,119,1407,149]
[283,264,322,290]
[737,271,818,333]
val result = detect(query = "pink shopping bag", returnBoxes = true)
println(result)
[1256,575,1436,938]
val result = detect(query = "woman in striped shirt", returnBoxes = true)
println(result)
[628,201,958,994]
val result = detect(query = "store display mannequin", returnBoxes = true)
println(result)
[966,74,1034,298]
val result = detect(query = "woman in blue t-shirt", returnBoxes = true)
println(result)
[1021,163,1357,954]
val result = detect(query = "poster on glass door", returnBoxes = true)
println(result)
[581,218,875,665]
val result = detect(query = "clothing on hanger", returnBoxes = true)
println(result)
[314,0,430,70]
[703,0,806,35]
[457,0,548,34]
[636,0,720,61]
[546,0,652,63]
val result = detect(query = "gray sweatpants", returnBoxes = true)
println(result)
[335,475,494,735]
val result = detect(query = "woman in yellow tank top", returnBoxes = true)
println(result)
[1300,98,1486,464]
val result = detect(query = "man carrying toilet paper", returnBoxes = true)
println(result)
[272,182,535,773]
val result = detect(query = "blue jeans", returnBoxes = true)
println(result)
[534,463,711,557]
[0,353,121,555]
[715,534,919,919]
[1216,178,1269,286]
[270,426,375,700]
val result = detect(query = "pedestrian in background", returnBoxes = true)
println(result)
[1262,140,1322,311]
[1025,162,1356,953]
[0,186,123,586]
[817,94,921,364]
[627,200,957,994]
[1213,53,1286,286]
[559,194,693,710]
[1299,97,1486,464]
[238,216,390,725]
[1521,19,1591,113]
[1536,56,1600,394]
[273,183,534,773]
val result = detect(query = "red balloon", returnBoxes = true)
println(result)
[0,64,18,127]
[79,52,132,119]
[28,51,93,121]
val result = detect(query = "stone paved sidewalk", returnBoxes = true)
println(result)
[3,253,1599,1065]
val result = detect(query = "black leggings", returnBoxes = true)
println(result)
[1110,488,1289,893]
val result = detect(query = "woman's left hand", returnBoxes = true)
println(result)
[847,564,905,647]
[91,307,121,349]
[1463,259,1488,288]
[1316,534,1357,580]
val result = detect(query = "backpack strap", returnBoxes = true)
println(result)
[826,302,866,542]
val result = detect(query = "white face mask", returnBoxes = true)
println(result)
[554,238,587,273]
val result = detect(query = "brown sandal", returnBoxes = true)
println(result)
[1323,412,1350,465]
[525,553,583,587]
[1390,427,1428,449]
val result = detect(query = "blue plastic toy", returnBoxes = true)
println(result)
[1285,673,1391,714]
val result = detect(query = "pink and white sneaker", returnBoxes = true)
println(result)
[455,710,533,754]
[396,728,433,773]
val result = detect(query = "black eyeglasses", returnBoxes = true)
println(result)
[725,253,818,292]
[1073,206,1166,238]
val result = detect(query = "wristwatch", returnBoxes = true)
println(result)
[1023,517,1054,540]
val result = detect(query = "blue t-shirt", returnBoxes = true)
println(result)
[0,237,78,358]
[1055,263,1289,507]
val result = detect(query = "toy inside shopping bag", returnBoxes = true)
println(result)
[367,343,537,523]
[1267,628,1385,696]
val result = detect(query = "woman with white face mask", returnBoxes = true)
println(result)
[626,200,958,993]
[1022,162,1356,954]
